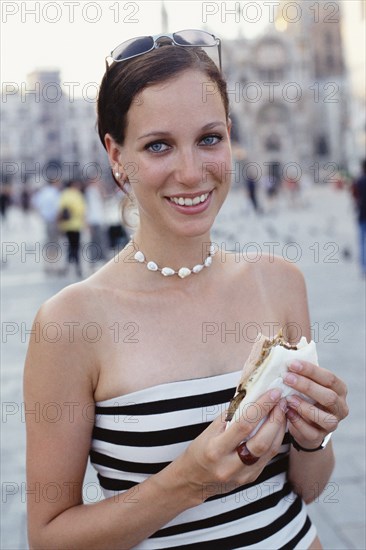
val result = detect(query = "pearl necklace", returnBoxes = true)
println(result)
[130,242,216,279]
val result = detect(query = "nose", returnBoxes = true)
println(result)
[173,148,202,188]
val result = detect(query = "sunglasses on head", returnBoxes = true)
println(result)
[106,29,222,71]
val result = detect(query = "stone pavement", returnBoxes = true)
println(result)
[1,183,365,549]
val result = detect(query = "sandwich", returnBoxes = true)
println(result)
[225,330,319,435]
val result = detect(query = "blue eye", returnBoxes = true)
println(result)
[146,142,169,153]
[201,135,222,146]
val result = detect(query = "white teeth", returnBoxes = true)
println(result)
[170,193,209,206]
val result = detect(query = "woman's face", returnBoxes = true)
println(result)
[107,69,232,239]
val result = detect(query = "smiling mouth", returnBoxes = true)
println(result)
[168,192,210,207]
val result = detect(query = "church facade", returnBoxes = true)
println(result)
[221,0,349,185]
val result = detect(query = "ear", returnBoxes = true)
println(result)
[104,133,124,175]
[104,133,129,190]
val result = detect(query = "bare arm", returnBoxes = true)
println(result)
[25,286,288,549]
[24,290,198,549]
[282,264,348,503]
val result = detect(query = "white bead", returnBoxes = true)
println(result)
[147,261,158,271]
[209,244,216,255]
[178,267,191,279]
[204,256,212,267]
[192,264,204,273]
[134,251,145,262]
[161,267,175,276]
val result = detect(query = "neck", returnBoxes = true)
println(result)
[132,228,213,271]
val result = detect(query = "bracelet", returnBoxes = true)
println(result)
[290,433,332,452]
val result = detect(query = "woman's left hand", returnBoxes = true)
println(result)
[283,360,349,450]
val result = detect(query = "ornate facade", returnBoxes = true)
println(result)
[222,0,350,184]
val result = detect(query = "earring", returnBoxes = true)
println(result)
[114,172,120,178]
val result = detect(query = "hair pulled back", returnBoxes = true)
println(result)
[97,42,229,149]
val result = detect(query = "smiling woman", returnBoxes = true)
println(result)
[24,30,348,549]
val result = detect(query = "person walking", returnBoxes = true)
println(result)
[85,178,107,267]
[31,178,62,273]
[58,179,86,277]
[352,159,366,276]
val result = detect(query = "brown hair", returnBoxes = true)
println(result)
[97,42,229,149]
[97,41,229,225]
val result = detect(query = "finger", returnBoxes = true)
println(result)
[287,360,347,397]
[286,407,326,447]
[222,387,283,451]
[283,371,343,416]
[286,395,339,431]
[246,400,287,458]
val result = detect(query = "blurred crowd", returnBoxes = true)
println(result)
[0,177,129,278]
[1,158,365,278]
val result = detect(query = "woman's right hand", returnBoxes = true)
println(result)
[177,389,287,503]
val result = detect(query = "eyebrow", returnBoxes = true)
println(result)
[137,121,227,141]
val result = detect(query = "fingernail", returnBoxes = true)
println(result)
[289,360,302,372]
[279,398,288,413]
[287,408,298,420]
[270,388,282,401]
[286,395,301,407]
[285,373,297,385]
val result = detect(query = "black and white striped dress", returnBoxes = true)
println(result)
[90,370,317,549]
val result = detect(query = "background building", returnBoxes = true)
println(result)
[223,0,350,185]
[1,0,362,195]
[1,70,109,199]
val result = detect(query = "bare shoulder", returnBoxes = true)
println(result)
[257,253,306,293]
[233,251,307,294]
[37,276,102,322]
[229,252,310,341]
[25,278,104,398]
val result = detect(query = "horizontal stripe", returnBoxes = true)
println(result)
[95,388,235,416]
[92,421,211,447]
[91,374,314,549]
[96,473,136,492]
[152,496,302,549]
[94,454,289,497]
[96,370,241,406]
[90,450,170,475]
[152,482,293,538]
[279,515,312,550]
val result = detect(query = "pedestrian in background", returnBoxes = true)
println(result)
[244,166,261,213]
[85,178,107,268]
[32,178,61,273]
[261,172,279,214]
[352,159,366,277]
[0,182,12,224]
[104,192,129,255]
[58,179,86,278]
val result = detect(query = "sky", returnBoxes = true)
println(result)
[1,0,365,96]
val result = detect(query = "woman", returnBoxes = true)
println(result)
[58,179,86,277]
[24,31,348,549]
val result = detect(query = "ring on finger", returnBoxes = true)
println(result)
[236,441,260,466]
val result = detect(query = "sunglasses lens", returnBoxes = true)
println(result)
[112,36,154,61]
[173,30,216,47]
